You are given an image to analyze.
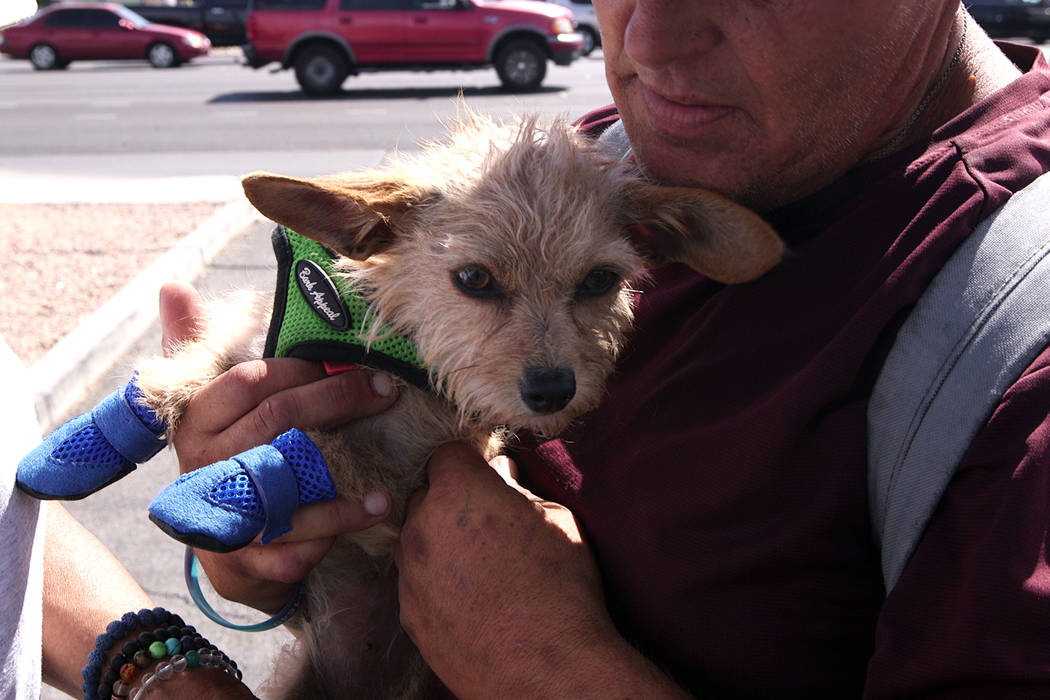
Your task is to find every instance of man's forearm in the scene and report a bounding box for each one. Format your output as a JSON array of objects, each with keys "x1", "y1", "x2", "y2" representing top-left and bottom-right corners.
[{"x1": 41, "y1": 502, "x2": 154, "y2": 695}]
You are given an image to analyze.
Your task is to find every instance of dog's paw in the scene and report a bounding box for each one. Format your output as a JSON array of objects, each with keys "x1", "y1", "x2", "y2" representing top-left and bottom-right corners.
[
  {"x1": 16, "y1": 379, "x2": 167, "y2": 500},
  {"x1": 148, "y1": 428, "x2": 337, "y2": 552}
]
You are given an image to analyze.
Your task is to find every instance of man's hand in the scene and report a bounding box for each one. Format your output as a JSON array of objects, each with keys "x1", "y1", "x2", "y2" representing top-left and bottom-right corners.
[
  {"x1": 159, "y1": 282, "x2": 397, "y2": 614},
  {"x1": 394, "y1": 443, "x2": 689, "y2": 699}
]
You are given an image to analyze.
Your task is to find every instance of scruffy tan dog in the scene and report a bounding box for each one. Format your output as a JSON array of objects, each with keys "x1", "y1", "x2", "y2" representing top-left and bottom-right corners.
[{"x1": 132, "y1": 112, "x2": 783, "y2": 698}]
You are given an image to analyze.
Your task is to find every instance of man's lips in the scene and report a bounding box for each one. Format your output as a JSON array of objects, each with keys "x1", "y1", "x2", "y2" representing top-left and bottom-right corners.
[{"x1": 637, "y1": 82, "x2": 737, "y2": 136}]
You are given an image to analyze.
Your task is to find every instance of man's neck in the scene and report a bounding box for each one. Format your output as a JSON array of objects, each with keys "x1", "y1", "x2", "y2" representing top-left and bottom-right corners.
[{"x1": 867, "y1": 10, "x2": 1022, "y2": 161}]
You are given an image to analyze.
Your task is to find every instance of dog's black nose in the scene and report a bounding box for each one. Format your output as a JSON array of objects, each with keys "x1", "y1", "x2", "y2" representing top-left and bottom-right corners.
[{"x1": 520, "y1": 367, "x2": 576, "y2": 414}]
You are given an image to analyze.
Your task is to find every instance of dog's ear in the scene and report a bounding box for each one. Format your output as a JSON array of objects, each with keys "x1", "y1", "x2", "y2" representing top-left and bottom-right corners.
[
  {"x1": 242, "y1": 172, "x2": 421, "y2": 260},
  {"x1": 623, "y1": 183, "x2": 784, "y2": 284}
]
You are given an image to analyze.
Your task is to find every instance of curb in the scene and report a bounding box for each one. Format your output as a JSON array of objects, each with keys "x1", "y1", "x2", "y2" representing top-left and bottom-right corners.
[{"x1": 28, "y1": 198, "x2": 264, "y2": 432}]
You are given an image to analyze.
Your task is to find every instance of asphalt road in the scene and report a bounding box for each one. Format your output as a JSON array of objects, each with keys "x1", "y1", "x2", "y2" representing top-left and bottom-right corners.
[{"x1": 0, "y1": 48, "x2": 614, "y2": 191}]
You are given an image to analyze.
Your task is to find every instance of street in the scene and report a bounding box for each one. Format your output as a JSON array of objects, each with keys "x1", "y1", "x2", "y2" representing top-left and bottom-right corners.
[{"x1": 0, "y1": 49, "x2": 614, "y2": 186}]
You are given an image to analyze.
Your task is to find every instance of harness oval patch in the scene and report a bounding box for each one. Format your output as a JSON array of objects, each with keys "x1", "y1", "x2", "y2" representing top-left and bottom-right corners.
[{"x1": 295, "y1": 259, "x2": 351, "y2": 332}]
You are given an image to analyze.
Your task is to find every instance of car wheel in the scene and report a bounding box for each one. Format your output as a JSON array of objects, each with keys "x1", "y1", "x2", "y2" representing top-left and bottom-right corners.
[
  {"x1": 148, "y1": 42, "x2": 179, "y2": 68},
  {"x1": 495, "y1": 40, "x2": 547, "y2": 92},
  {"x1": 294, "y1": 45, "x2": 349, "y2": 96},
  {"x1": 29, "y1": 44, "x2": 59, "y2": 70},
  {"x1": 580, "y1": 26, "x2": 598, "y2": 56}
]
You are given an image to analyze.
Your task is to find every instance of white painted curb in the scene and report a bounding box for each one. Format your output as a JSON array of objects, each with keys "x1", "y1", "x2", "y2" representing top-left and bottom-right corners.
[{"x1": 28, "y1": 198, "x2": 263, "y2": 432}]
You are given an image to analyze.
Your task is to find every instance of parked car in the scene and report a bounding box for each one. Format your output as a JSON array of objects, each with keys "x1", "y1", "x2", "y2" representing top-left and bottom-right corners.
[
  {"x1": 546, "y1": 0, "x2": 598, "y2": 55},
  {"x1": 242, "y1": 0, "x2": 583, "y2": 96},
  {"x1": 0, "y1": 2, "x2": 210, "y2": 69},
  {"x1": 120, "y1": 0, "x2": 249, "y2": 47},
  {"x1": 966, "y1": 0, "x2": 1050, "y2": 43}
]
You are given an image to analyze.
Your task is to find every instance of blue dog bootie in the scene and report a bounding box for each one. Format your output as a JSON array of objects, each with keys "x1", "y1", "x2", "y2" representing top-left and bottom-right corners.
[
  {"x1": 16, "y1": 377, "x2": 167, "y2": 500},
  {"x1": 148, "y1": 428, "x2": 338, "y2": 552}
]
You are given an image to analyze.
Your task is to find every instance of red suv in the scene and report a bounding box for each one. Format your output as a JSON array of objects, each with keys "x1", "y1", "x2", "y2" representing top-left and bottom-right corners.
[{"x1": 242, "y1": 0, "x2": 583, "y2": 95}]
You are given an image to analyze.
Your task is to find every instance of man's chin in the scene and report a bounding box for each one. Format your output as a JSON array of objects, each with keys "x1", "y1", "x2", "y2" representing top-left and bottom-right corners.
[{"x1": 632, "y1": 138, "x2": 739, "y2": 192}]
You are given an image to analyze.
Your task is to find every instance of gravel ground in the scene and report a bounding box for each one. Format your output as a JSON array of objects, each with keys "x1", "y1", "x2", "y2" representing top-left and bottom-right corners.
[{"x1": 0, "y1": 202, "x2": 223, "y2": 366}]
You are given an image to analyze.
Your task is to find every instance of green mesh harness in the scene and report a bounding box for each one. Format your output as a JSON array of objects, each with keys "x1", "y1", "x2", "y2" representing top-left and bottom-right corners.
[{"x1": 263, "y1": 226, "x2": 431, "y2": 391}]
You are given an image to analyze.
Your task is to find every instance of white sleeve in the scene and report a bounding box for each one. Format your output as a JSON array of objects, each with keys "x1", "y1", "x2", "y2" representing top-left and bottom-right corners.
[{"x1": 0, "y1": 338, "x2": 44, "y2": 700}]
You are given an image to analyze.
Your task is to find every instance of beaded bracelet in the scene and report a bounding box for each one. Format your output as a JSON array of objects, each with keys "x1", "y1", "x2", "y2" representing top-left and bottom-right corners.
[
  {"x1": 125, "y1": 641, "x2": 240, "y2": 699},
  {"x1": 81, "y1": 607, "x2": 241, "y2": 700}
]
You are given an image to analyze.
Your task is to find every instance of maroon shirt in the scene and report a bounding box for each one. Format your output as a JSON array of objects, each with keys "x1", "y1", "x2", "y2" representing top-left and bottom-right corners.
[{"x1": 515, "y1": 44, "x2": 1050, "y2": 697}]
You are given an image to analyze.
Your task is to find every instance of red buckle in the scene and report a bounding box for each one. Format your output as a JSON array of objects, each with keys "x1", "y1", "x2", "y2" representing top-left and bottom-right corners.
[{"x1": 323, "y1": 361, "x2": 364, "y2": 376}]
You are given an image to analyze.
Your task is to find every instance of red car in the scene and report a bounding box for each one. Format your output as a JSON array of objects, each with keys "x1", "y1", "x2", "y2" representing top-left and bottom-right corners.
[
  {"x1": 0, "y1": 2, "x2": 210, "y2": 70},
  {"x1": 242, "y1": 0, "x2": 583, "y2": 95}
]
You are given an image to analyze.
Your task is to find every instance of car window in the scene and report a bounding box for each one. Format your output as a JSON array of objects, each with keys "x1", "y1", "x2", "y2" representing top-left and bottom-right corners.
[
  {"x1": 42, "y1": 8, "x2": 124, "y2": 28},
  {"x1": 81, "y1": 9, "x2": 123, "y2": 28},
  {"x1": 43, "y1": 9, "x2": 89, "y2": 27},
  {"x1": 113, "y1": 5, "x2": 150, "y2": 26}
]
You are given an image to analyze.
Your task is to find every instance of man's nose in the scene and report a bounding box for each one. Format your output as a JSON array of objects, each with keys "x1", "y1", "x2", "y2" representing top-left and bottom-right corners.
[{"x1": 622, "y1": 1, "x2": 722, "y2": 69}]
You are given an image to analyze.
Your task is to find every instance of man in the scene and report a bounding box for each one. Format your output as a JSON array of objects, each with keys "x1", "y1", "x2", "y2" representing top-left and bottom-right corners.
[{"x1": 163, "y1": 1, "x2": 1050, "y2": 695}]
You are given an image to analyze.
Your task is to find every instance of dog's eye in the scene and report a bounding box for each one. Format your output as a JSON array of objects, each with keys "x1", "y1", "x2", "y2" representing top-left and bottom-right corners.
[
  {"x1": 577, "y1": 268, "x2": 620, "y2": 297},
  {"x1": 452, "y1": 265, "x2": 500, "y2": 298}
]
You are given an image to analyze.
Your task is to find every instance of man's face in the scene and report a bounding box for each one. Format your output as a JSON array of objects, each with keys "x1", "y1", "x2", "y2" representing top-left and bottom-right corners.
[{"x1": 596, "y1": 0, "x2": 952, "y2": 211}]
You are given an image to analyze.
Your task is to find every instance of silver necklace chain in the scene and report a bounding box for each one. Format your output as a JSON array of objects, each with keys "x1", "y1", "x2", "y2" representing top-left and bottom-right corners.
[{"x1": 867, "y1": 21, "x2": 968, "y2": 161}]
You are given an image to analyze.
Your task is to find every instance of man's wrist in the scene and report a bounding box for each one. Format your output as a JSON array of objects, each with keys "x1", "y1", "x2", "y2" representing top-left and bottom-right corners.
[
  {"x1": 80, "y1": 607, "x2": 250, "y2": 700},
  {"x1": 461, "y1": 621, "x2": 690, "y2": 700},
  {"x1": 555, "y1": 630, "x2": 692, "y2": 699}
]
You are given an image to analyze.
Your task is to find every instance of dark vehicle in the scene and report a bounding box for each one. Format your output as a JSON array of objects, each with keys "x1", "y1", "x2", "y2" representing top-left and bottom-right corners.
[
  {"x1": 121, "y1": 0, "x2": 249, "y2": 47},
  {"x1": 966, "y1": 0, "x2": 1050, "y2": 43},
  {"x1": 242, "y1": 0, "x2": 583, "y2": 96},
  {"x1": 0, "y1": 2, "x2": 210, "y2": 69}
]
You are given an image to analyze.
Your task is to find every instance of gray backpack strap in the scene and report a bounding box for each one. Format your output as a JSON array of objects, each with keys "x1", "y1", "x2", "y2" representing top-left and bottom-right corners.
[{"x1": 868, "y1": 170, "x2": 1050, "y2": 594}]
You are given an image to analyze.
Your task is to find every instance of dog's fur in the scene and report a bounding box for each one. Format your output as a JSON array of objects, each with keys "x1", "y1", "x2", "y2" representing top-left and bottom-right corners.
[{"x1": 132, "y1": 112, "x2": 783, "y2": 698}]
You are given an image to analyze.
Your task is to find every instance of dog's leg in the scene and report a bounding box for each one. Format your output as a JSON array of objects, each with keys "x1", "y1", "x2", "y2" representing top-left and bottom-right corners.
[
  {"x1": 263, "y1": 544, "x2": 431, "y2": 700},
  {"x1": 148, "y1": 427, "x2": 340, "y2": 553},
  {"x1": 134, "y1": 289, "x2": 272, "y2": 433},
  {"x1": 16, "y1": 291, "x2": 271, "y2": 500}
]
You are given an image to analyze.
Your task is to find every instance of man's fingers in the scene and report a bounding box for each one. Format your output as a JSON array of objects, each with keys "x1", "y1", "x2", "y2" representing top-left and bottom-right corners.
[
  {"x1": 195, "y1": 493, "x2": 392, "y2": 607},
  {"x1": 180, "y1": 362, "x2": 398, "y2": 463},
  {"x1": 428, "y1": 444, "x2": 537, "y2": 500},
  {"x1": 187, "y1": 359, "x2": 327, "y2": 430},
  {"x1": 239, "y1": 538, "x2": 337, "y2": 586},
  {"x1": 489, "y1": 454, "x2": 520, "y2": 486},
  {"x1": 227, "y1": 365, "x2": 397, "y2": 438},
  {"x1": 426, "y1": 441, "x2": 493, "y2": 480},
  {"x1": 160, "y1": 281, "x2": 205, "y2": 355},
  {"x1": 262, "y1": 493, "x2": 393, "y2": 546}
]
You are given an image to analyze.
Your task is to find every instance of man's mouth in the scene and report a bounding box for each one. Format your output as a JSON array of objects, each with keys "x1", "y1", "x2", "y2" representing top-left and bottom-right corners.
[{"x1": 637, "y1": 82, "x2": 737, "y2": 136}]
